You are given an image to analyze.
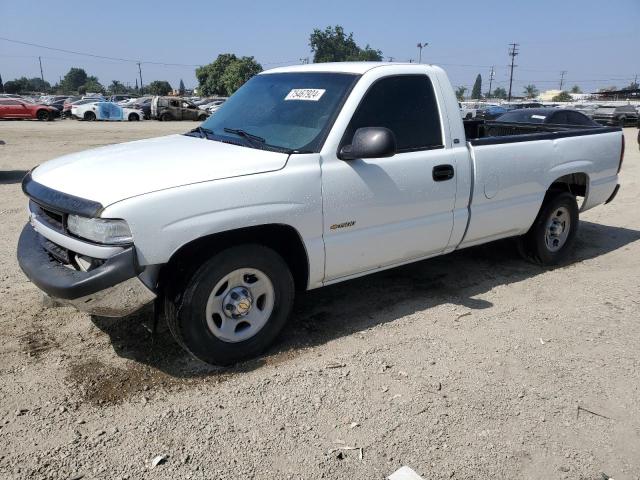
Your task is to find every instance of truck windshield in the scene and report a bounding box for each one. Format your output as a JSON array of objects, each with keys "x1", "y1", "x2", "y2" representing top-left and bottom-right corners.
[{"x1": 199, "y1": 72, "x2": 359, "y2": 152}]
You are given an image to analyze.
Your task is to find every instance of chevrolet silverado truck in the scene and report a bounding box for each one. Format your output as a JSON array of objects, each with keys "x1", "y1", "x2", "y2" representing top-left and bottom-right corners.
[{"x1": 18, "y1": 63, "x2": 624, "y2": 365}]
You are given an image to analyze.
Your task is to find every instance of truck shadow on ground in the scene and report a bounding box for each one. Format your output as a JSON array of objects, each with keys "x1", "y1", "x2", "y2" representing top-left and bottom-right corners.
[
  {"x1": 90, "y1": 220, "x2": 640, "y2": 380},
  {"x1": 0, "y1": 170, "x2": 28, "y2": 184}
]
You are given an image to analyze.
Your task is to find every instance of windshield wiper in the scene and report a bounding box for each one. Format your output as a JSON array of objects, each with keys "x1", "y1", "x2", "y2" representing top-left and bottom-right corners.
[
  {"x1": 223, "y1": 127, "x2": 266, "y2": 147},
  {"x1": 187, "y1": 126, "x2": 215, "y2": 139}
]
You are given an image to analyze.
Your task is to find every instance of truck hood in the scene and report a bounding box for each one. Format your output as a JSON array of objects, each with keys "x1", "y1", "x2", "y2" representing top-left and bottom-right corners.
[{"x1": 31, "y1": 134, "x2": 289, "y2": 207}]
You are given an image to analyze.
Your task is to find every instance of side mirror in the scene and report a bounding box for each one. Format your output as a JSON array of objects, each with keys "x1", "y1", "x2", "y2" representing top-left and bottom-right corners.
[{"x1": 339, "y1": 127, "x2": 396, "y2": 160}]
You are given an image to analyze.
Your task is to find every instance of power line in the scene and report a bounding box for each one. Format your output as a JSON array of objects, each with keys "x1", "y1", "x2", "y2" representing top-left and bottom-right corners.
[{"x1": 507, "y1": 42, "x2": 519, "y2": 101}]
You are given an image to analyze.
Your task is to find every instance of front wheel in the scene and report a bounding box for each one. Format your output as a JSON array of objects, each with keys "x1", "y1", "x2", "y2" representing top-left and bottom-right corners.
[
  {"x1": 36, "y1": 109, "x2": 50, "y2": 121},
  {"x1": 166, "y1": 245, "x2": 295, "y2": 366},
  {"x1": 84, "y1": 111, "x2": 96, "y2": 121},
  {"x1": 517, "y1": 191, "x2": 579, "y2": 265},
  {"x1": 128, "y1": 113, "x2": 140, "y2": 121}
]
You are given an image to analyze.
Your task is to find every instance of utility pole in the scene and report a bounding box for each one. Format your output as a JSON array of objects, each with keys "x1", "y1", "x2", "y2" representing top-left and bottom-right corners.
[
  {"x1": 488, "y1": 66, "x2": 495, "y2": 97},
  {"x1": 38, "y1": 56, "x2": 44, "y2": 84},
  {"x1": 137, "y1": 62, "x2": 143, "y2": 95},
  {"x1": 559, "y1": 70, "x2": 567, "y2": 90},
  {"x1": 417, "y1": 42, "x2": 428, "y2": 63},
  {"x1": 507, "y1": 42, "x2": 519, "y2": 101}
]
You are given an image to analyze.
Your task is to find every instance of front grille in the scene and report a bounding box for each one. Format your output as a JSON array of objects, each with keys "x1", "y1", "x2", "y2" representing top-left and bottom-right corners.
[{"x1": 30, "y1": 200, "x2": 65, "y2": 233}]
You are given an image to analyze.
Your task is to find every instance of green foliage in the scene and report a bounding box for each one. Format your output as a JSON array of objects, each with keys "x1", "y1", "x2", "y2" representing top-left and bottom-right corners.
[
  {"x1": 455, "y1": 86, "x2": 467, "y2": 101},
  {"x1": 309, "y1": 25, "x2": 382, "y2": 63},
  {"x1": 82, "y1": 77, "x2": 104, "y2": 94},
  {"x1": 570, "y1": 85, "x2": 582, "y2": 94},
  {"x1": 179, "y1": 79, "x2": 185, "y2": 95},
  {"x1": 2, "y1": 76, "x2": 51, "y2": 93},
  {"x1": 196, "y1": 54, "x2": 262, "y2": 96},
  {"x1": 147, "y1": 80, "x2": 173, "y2": 96},
  {"x1": 108, "y1": 80, "x2": 127, "y2": 94},
  {"x1": 552, "y1": 91, "x2": 572, "y2": 102},
  {"x1": 492, "y1": 87, "x2": 507, "y2": 99},
  {"x1": 471, "y1": 74, "x2": 482, "y2": 99},
  {"x1": 624, "y1": 81, "x2": 639, "y2": 90},
  {"x1": 61, "y1": 68, "x2": 88, "y2": 92},
  {"x1": 523, "y1": 84, "x2": 539, "y2": 98}
]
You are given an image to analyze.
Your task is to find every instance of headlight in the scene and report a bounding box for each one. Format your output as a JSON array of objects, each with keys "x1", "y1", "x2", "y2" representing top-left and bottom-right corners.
[{"x1": 67, "y1": 215, "x2": 133, "y2": 245}]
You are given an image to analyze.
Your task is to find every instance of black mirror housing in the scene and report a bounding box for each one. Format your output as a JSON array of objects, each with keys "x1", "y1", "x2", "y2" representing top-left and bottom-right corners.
[{"x1": 340, "y1": 127, "x2": 397, "y2": 160}]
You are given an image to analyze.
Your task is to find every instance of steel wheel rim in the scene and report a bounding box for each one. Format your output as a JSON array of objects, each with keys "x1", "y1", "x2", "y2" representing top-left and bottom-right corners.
[
  {"x1": 205, "y1": 268, "x2": 275, "y2": 343},
  {"x1": 544, "y1": 206, "x2": 571, "y2": 252}
]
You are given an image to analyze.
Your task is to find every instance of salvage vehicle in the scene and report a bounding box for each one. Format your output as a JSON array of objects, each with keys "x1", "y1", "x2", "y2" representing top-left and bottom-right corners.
[
  {"x1": 72, "y1": 101, "x2": 144, "y2": 121},
  {"x1": 150, "y1": 96, "x2": 209, "y2": 121},
  {"x1": 592, "y1": 104, "x2": 639, "y2": 126},
  {"x1": 0, "y1": 98, "x2": 56, "y2": 120},
  {"x1": 485, "y1": 108, "x2": 599, "y2": 135},
  {"x1": 17, "y1": 63, "x2": 624, "y2": 365}
]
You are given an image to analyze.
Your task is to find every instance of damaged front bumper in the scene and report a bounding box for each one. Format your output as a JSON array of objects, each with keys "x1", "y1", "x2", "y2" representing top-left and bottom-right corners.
[{"x1": 17, "y1": 224, "x2": 156, "y2": 317}]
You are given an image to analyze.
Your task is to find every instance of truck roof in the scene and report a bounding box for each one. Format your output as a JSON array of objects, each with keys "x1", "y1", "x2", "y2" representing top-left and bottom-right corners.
[{"x1": 263, "y1": 62, "x2": 439, "y2": 75}]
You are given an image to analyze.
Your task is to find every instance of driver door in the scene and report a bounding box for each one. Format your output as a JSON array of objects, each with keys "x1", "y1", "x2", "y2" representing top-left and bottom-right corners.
[{"x1": 321, "y1": 75, "x2": 457, "y2": 282}]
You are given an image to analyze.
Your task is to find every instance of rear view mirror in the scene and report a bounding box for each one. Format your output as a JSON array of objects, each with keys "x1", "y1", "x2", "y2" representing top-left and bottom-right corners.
[{"x1": 339, "y1": 127, "x2": 397, "y2": 160}]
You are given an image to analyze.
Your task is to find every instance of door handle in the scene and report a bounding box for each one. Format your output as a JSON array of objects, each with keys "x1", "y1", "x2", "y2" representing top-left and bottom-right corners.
[{"x1": 433, "y1": 164, "x2": 455, "y2": 181}]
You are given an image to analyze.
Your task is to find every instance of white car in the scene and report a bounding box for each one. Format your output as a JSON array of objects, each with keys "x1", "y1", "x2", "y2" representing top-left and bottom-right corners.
[
  {"x1": 18, "y1": 62, "x2": 622, "y2": 366},
  {"x1": 72, "y1": 101, "x2": 144, "y2": 121}
]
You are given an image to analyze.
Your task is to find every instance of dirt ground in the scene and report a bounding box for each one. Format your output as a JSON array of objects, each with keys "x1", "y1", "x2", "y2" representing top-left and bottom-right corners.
[{"x1": 1, "y1": 120, "x2": 639, "y2": 480}]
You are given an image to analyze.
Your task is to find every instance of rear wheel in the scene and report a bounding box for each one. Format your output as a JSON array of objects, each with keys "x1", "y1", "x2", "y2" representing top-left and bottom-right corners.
[
  {"x1": 160, "y1": 112, "x2": 172, "y2": 122},
  {"x1": 84, "y1": 111, "x2": 96, "y2": 121},
  {"x1": 165, "y1": 245, "x2": 295, "y2": 366},
  {"x1": 36, "y1": 109, "x2": 50, "y2": 121},
  {"x1": 197, "y1": 114, "x2": 207, "y2": 121},
  {"x1": 517, "y1": 191, "x2": 579, "y2": 265}
]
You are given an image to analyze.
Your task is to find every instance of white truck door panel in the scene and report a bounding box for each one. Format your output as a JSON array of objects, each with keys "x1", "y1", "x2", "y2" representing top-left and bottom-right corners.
[
  {"x1": 322, "y1": 149, "x2": 457, "y2": 280},
  {"x1": 321, "y1": 73, "x2": 457, "y2": 281}
]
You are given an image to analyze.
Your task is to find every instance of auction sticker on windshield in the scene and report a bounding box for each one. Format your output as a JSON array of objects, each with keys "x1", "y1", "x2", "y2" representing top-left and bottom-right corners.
[{"x1": 285, "y1": 89, "x2": 326, "y2": 101}]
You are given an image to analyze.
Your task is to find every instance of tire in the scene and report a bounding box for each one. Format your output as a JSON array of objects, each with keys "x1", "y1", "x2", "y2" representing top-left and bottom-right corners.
[
  {"x1": 197, "y1": 114, "x2": 207, "y2": 122},
  {"x1": 36, "y1": 109, "x2": 50, "y2": 121},
  {"x1": 618, "y1": 117, "x2": 626, "y2": 127},
  {"x1": 84, "y1": 111, "x2": 96, "y2": 121},
  {"x1": 166, "y1": 245, "x2": 295, "y2": 366},
  {"x1": 517, "y1": 191, "x2": 579, "y2": 265},
  {"x1": 160, "y1": 112, "x2": 172, "y2": 122},
  {"x1": 128, "y1": 113, "x2": 140, "y2": 121}
]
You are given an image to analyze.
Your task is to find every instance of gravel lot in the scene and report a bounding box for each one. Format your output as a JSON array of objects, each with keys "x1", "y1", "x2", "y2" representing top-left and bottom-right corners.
[{"x1": 1, "y1": 120, "x2": 639, "y2": 480}]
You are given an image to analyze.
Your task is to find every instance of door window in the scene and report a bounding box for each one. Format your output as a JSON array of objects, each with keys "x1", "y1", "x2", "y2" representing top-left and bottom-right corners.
[
  {"x1": 342, "y1": 75, "x2": 443, "y2": 152},
  {"x1": 566, "y1": 111, "x2": 594, "y2": 126}
]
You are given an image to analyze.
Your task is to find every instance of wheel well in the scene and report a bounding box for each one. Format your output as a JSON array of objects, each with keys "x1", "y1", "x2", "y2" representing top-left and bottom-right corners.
[
  {"x1": 548, "y1": 172, "x2": 588, "y2": 198},
  {"x1": 160, "y1": 224, "x2": 310, "y2": 295}
]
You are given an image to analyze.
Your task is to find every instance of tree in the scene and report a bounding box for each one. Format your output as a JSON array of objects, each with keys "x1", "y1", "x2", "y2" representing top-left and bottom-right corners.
[
  {"x1": 598, "y1": 86, "x2": 617, "y2": 92},
  {"x1": 179, "y1": 79, "x2": 185, "y2": 95},
  {"x1": 0, "y1": 73, "x2": 3, "y2": 93},
  {"x1": 196, "y1": 54, "x2": 262, "y2": 96},
  {"x1": 61, "y1": 68, "x2": 88, "y2": 92},
  {"x1": 570, "y1": 85, "x2": 582, "y2": 94},
  {"x1": 492, "y1": 87, "x2": 507, "y2": 99},
  {"x1": 455, "y1": 86, "x2": 467, "y2": 101},
  {"x1": 471, "y1": 74, "x2": 482, "y2": 99},
  {"x1": 309, "y1": 25, "x2": 382, "y2": 63},
  {"x1": 82, "y1": 77, "x2": 104, "y2": 94},
  {"x1": 2, "y1": 76, "x2": 51, "y2": 93},
  {"x1": 220, "y1": 57, "x2": 263, "y2": 95},
  {"x1": 108, "y1": 80, "x2": 126, "y2": 94},
  {"x1": 552, "y1": 91, "x2": 572, "y2": 102},
  {"x1": 523, "y1": 84, "x2": 539, "y2": 98},
  {"x1": 147, "y1": 80, "x2": 173, "y2": 95},
  {"x1": 624, "y1": 80, "x2": 639, "y2": 90}
]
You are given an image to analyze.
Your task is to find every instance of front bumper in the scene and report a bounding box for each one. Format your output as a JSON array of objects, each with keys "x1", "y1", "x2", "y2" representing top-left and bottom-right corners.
[{"x1": 17, "y1": 224, "x2": 156, "y2": 317}]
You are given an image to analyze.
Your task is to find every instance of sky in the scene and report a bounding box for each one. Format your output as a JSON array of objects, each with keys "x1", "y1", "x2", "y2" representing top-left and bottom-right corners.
[{"x1": 1, "y1": 0, "x2": 639, "y2": 95}]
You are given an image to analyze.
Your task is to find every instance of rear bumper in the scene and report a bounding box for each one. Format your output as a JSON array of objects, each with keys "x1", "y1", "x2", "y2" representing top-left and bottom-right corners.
[{"x1": 17, "y1": 224, "x2": 156, "y2": 317}]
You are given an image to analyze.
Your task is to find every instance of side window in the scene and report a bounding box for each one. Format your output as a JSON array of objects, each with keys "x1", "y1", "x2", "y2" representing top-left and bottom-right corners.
[
  {"x1": 549, "y1": 111, "x2": 568, "y2": 124},
  {"x1": 170, "y1": 100, "x2": 179, "y2": 108},
  {"x1": 343, "y1": 75, "x2": 443, "y2": 152},
  {"x1": 567, "y1": 111, "x2": 593, "y2": 126}
]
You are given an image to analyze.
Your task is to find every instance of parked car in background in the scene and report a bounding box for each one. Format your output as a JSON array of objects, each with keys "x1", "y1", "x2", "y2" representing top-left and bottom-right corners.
[
  {"x1": 107, "y1": 94, "x2": 138, "y2": 103},
  {"x1": 459, "y1": 102, "x2": 476, "y2": 119},
  {"x1": 63, "y1": 98, "x2": 99, "y2": 118},
  {"x1": 126, "y1": 97, "x2": 152, "y2": 119},
  {"x1": 206, "y1": 99, "x2": 226, "y2": 114},
  {"x1": 150, "y1": 96, "x2": 209, "y2": 121},
  {"x1": 592, "y1": 105, "x2": 639, "y2": 126},
  {"x1": 72, "y1": 101, "x2": 144, "y2": 121},
  {"x1": 0, "y1": 98, "x2": 56, "y2": 120},
  {"x1": 475, "y1": 104, "x2": 511, "y2": 120},
  {"x1": 505, "y1": 102, "x2": 543, "y2": 109},
  {"x1": 571, "y1": 103, "x2": 599, "y2": 118},
  {"x1": 493, "y1": 108, "x2": 599, "y2": 128}
]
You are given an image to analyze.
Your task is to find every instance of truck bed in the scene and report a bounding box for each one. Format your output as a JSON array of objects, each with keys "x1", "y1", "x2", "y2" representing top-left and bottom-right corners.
[{"x1": 463, "y1": 118, "x2": 616, "y2": 141}]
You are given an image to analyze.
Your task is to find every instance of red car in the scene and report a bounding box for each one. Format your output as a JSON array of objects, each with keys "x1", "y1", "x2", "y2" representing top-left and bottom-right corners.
[{"x1": 0, "y1": 98, "x2": 56, "y2": 120}]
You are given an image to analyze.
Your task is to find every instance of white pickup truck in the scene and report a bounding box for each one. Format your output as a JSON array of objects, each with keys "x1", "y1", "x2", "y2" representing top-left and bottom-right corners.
[{"x1": 18, "y1": 62, "x2": 624, "y2": 365}]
